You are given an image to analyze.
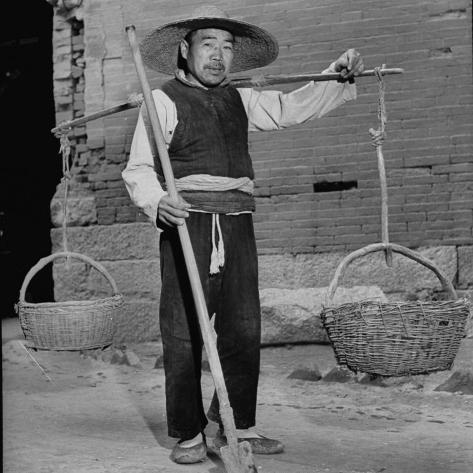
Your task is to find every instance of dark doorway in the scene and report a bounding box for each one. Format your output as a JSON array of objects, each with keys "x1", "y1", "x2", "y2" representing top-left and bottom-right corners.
[{"x1": 0, "y1": 2, "x2": 61, "y2": 317}]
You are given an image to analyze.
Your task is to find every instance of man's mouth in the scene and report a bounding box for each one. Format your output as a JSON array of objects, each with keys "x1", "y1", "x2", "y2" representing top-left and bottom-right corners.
[{"x1": 205, "y1": 65, "x2": 224, "y2": 72}]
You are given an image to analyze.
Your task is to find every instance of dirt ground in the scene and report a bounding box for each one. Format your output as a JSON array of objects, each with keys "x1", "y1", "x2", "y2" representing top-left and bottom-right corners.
[{"x1": 3, "y1": 317, "x2": 473, "y2": 473}]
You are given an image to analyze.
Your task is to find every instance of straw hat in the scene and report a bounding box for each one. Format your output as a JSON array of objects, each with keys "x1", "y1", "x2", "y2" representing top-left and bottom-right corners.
[{"x1": 139, "y1": 5, "x2": 279, "y2": 74}]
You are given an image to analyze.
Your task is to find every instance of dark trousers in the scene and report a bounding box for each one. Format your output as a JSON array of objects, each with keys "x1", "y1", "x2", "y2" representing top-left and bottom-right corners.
[{"x1": 159, "y1": 212, "x2": 261, "y2": 440}]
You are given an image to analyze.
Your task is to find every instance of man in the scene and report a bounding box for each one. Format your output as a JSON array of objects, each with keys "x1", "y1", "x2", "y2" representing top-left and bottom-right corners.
[{"x1": 123, "y1": 5, "x2": 363, "y2": 465}]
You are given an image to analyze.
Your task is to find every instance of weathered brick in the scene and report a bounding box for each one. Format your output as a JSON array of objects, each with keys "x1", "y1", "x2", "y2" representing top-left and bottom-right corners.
[
  {"x1": 97, "y1": 208, "x2": 116, "y2": 225},
  {"x1": 50, "y1": 0, "x2": 471, "y2": 254}
]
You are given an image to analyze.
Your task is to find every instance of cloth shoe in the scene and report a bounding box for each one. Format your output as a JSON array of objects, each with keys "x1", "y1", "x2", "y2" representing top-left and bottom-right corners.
[
  {"x1": 170, "y1": 436, "x2": 207, "y2": 464},
  {"x1": 213, "y1": 428, "x2": 284, "y2": 455}
]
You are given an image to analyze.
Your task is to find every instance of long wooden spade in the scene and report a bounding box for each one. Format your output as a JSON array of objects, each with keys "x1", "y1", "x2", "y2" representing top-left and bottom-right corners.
[{"x1": 126, "y1": 25, "x2": 257, "y2": 473}]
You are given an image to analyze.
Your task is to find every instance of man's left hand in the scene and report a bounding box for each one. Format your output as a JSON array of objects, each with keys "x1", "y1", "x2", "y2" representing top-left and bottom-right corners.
[{"x1": 333, "y1": 49, "x2": 364, "y2": 83}]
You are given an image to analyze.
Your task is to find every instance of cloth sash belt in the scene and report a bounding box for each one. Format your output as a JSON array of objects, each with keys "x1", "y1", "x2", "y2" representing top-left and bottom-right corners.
[
  {"x1": 175, "y1": 174, "x2": 254, "y2": 194},
  {"x1": 171, "y1": 174, "x2": 256, "y2": 214},
  {"x1": 179, "y1": 190, "x2": 255, "y2": 214}
]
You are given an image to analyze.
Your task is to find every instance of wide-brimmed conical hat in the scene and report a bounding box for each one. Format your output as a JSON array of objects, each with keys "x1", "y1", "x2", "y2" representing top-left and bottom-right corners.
[{"x1": 139, "y1": 5, "x2": 279, "y2": 74}]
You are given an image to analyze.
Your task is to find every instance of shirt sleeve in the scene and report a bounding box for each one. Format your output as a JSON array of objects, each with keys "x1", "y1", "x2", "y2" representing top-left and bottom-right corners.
[
  {"x1": 238, "y1": 62, "x2": 357, "y2": 132},
  {"x1": 122, "y1": 89, "x2": 177, "y2": 226}
]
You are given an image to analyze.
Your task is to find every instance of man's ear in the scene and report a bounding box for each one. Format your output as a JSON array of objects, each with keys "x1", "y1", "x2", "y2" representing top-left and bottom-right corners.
[{"x1": 180, "y1": 39, "x2": 189, "y2": 60}]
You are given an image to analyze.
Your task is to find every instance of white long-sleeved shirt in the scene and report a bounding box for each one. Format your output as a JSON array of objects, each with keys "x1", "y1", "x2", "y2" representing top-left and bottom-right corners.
[{"x1": 122, "y1": 65, "x2": 356, "y2": 224}]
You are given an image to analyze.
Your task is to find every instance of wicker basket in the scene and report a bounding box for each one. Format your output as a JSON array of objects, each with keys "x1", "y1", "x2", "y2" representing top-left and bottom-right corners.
[
  {"x1": 321, "y1": 243, "x2": 470, "y2": 376},
  {"x1": 16, "y1": 252, "x2": 124, "y2": 351}
]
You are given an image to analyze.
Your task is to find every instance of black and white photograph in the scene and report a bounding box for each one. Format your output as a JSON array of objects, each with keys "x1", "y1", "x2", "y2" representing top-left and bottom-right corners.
[{"x1": 2, "y1": 1, "x2": 472, "y2": 472}]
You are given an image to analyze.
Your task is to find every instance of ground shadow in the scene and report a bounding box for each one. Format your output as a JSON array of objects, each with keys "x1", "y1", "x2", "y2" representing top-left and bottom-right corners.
[{"x1": 127, "y1": 383, "x2": 226, "y2": 472}]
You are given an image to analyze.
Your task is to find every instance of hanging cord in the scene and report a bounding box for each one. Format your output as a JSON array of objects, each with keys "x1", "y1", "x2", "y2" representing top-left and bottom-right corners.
[
  {"x1": 369, "y1": 65, "x2": 392, "y2": 267},
  {"x1": 369, "y1": 66, "x2": 387, "y2": 147},
  {"x1": 210, "y1": 214, "x2": 225, "y2": 275},
  {"x1": 56, "y1": 129, "x2": 73, "y2": 267}
]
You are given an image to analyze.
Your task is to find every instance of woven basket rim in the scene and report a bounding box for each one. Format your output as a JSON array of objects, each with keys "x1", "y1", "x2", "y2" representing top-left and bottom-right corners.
[
  {"x1": 322, "y1": 297, "x2": 469, "y2": 311},
  {"x1": 17, "y1": 293, "x2": 124, "y2": 309}
]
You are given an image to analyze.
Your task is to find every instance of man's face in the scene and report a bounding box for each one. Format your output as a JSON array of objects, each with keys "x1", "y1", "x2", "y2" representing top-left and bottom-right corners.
[{"x1": 180, "y1": 28, "x2": 234, "y2": 87}]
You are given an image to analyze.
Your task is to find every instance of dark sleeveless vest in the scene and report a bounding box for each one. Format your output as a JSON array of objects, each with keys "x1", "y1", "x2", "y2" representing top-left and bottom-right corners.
[{"x1": 159, "y1": 78, "x2": 255, "y2": 213}]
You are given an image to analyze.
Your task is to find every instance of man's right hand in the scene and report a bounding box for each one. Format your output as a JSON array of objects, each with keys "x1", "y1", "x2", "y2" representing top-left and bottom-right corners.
[{"x1": 158, "y1": 194, "x2": 191, "y2": 227}]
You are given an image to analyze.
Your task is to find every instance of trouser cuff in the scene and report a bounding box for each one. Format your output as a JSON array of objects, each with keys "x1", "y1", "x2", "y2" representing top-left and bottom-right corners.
[{"x1": 168, "y1": 422, "x2": 207, "y2": 441}]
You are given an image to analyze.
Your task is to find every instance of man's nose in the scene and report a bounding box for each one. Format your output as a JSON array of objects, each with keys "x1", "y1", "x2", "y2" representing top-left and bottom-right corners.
[{"x1": 211, "y1": 45, "x2": 223, "y2": 60}]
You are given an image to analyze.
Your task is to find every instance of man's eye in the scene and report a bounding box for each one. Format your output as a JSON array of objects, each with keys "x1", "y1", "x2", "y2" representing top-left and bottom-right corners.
[{"x1": 224, "y1": 45, "x2": 233, "y2": 50}]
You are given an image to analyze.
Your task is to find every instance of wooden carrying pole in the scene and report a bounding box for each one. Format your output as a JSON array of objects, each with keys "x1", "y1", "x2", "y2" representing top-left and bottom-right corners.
[
  {"x1": 125, "y1": 25, "x2": 257, "y2": 473},
  {"x1": 234, "y1": 67, "x2": 404, "y2": 87},
  {"x1": 51, "y1": 68, "x2": 404, "y2": 134}
]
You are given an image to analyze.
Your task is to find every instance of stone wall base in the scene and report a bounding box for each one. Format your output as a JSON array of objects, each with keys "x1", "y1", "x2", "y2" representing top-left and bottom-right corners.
[{"x1": 51, "y1": 223, "x2": 472, "y2": 344}]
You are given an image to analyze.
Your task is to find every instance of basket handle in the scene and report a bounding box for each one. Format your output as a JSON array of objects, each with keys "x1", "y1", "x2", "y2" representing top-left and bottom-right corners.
[
  {"x1": 19, "y1": 251, "x2": 120, "y2": 303},
  {"x1": 324, "y1": 243, "x2": 457, "y2": 306}
]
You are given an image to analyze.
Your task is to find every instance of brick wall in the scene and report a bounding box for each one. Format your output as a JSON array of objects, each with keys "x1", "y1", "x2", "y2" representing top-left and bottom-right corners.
[
  {"x1": 53, "y1": 0, "x2": 472, "y2": 253},
  {"x1": 53, "y1": 15, "x2": 88, "y2": 176}
]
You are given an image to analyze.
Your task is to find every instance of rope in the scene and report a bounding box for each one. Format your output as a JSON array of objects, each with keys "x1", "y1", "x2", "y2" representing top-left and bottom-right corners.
[
  {"x1": 368, "y1": 65, "x2": 387, "y2": 147},
  {"x1": 369, "y1": 65, "x2": 393, "y2": 266},
  {"x1": 56, "y1": 130, "x2": 72, "y2": 265},
  {"x1": 210, "y1": 214, "x2": 225, "y2": 274}
]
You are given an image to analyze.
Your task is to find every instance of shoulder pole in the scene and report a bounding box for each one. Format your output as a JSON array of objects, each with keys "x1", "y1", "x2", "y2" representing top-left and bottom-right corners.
[{"x1": 51, "y1": 68, "x2": 403, "y2": 134}]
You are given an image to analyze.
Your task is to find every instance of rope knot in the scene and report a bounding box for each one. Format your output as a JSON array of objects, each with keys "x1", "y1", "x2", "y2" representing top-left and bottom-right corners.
[
  {"x1": 374, "y1": 66, "x2": 384, "y2": 82},
  {"x1": 61, "y1": 171, "x2": 72, "y2": 181},
  {"x1": 54, "y1": 122, "x2": 72, "y2": 138},
  {"x1": 249, "y1": 73, "x2": 268, "y2": 88},
  {"x1": 59, "y1": 132, "x2": 72, "y2": 160},
  {"x1": 369, "y1": 127, "x2": 385, "y2": 147},
  {"x1": 127, "y1": 92, "x2": 144, "y2": 107}
]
